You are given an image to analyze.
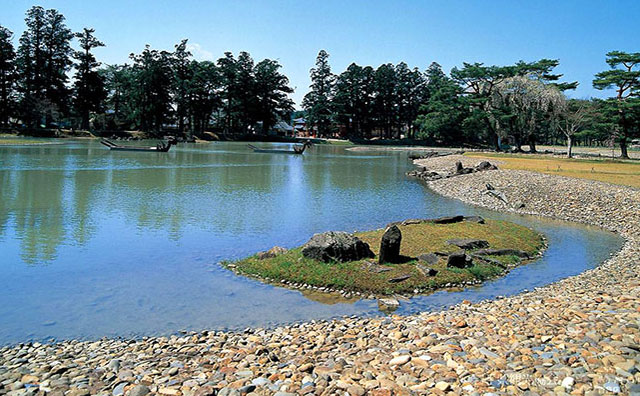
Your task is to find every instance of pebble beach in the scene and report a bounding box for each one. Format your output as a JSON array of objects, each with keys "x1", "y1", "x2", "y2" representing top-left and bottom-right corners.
[{"x1": 1, "y1": 155, "x2": 639, "y2": 396}]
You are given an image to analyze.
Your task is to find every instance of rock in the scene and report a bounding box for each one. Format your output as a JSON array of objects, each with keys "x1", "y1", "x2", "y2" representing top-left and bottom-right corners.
[
  {"x1": 463, "y1": 215, "x2": 485, "y2": 224},
  {"x1": 603, "y1": 381, "x2": 620, "y2": 393},
  {"x1": 447, "y1": 251, "x2": 473, "y2": 268},
  {"x1": 416, "y1": 264, "x2": 438, "y2": 277},
  {"x1": 107, "y1": 359, "x2": 121, "y2": 372},
  {"x1": 193, "y1": 387, "x2": 216, "y2": 396},
  {"x1": 417, "y1": 253, "x2": 439, "y2": 265},
  {"x1": 378, "y1": 225, "x2": 402, "y2": 264},
  {"x1": 431, "y1": 215, "x2": 464, "y2": 224},
  {"x1": 346, "y1": 385, "x2": 365, "y2": 396},
  {"x1": 378, "y1": 298, "x2": 399, "y2": 308},
  {"x1": 301, "y1": 231, "x2": 374, "y2": 263},
  {"x1": 435, "y1": 381, "x2": 451, "y2": 391},
  {"x1": 476, "y1": 161, "x2": 498, "y2": 171},
  {"x1": 367, "y1": 264, "x2": 392, "y2": 273},
  {"x1": 446, "y1": 238, "x2": 489, "y2": 249},
  {"x1": 68, "y1": 390, "x2": 90, "y2": 396},
  {"x1": 389, "y1": 355, "x2": 410, "y2": 366},
  {"x1": 474, "y1": 248, "x2": 529, "y2": 258},
  {"x1": 128, "y1": 385, "x2": 150, "y2": 396},
  {"x1": 158, "y1": 389, "x2": 182, "y2": 396},
  {"x1": 388, "y1": 274, "x2": 411, "y2": 283},
  {"x1": 561, "y1": 377, "x2": 574, "y2": 389},
  {"x1": 113, "y1": 382, "x2": 127, "y2": 396},
  {"x1": 485, "y1": 189, "x2": 508, "y2": 203},
  {"x1": 256, "y1": 246, "x2": 288, "y2": 260}
]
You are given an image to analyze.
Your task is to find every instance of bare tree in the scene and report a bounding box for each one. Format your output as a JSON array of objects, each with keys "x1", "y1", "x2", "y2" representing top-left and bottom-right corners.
[{"x1": 558, "y1": 100, "x2": 588, "y2": 158}]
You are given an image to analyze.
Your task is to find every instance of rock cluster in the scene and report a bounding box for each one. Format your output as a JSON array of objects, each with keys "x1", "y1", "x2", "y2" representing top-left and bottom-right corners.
[
  {"x1": 407, "y1": 159, "x2": 499, "y2": 182},
  {"x1": 1, "y1": 156, "x2": 639, "y2": 396}
]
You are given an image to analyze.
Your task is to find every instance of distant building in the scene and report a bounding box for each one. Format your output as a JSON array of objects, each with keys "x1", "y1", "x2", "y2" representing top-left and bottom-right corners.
[
  {"x1": 272, "y1": 121, "x2": 294, "y2": 136},
  {"x1": 293, "y1": 117, "x2": 312, "y2": 137}
]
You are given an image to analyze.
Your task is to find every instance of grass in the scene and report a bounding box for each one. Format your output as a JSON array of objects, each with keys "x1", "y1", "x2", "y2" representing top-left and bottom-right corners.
[
  {"x1": 0, "y1": 137, "x2": 59, "y2": 146},
  {"x1": 465, "y1": 152, "x2": 640, "y2": 189},
  {"x1": 225, "y1": 219, "x2": 544, "y2": 295}
]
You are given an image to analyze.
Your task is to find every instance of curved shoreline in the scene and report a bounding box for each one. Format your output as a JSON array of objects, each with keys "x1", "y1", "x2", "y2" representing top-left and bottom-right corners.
[{"x1": 1, "y1": 158, "x2": 639, "y2": 395}]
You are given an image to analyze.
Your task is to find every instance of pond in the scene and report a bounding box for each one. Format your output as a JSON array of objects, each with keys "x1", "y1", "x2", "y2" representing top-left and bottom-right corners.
[{"x1": 0, "y1": 141, "x2": 623, "y2": 345}]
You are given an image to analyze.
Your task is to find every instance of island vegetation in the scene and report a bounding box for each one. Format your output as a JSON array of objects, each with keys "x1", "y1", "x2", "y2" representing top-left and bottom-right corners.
[
  {"x1": 225, "y1": 218, "x2": 544, "y2": 296},
  {"x1": 0, "y1": 6, "x2": 638, "y2": 158}
]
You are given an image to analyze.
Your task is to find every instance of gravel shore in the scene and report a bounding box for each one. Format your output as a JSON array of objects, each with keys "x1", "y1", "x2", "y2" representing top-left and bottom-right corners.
[{"x1": 1, "y1": 157, "x2": 639, "y2": 396}]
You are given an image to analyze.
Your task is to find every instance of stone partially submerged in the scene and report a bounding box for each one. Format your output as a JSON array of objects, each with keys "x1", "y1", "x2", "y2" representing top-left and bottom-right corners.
[{"x1": 302, "y1": 231, "x2": 374, "y2": 263}]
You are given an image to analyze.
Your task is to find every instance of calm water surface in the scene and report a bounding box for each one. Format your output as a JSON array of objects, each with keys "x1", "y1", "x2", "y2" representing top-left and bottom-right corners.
[{"x1": 0, "y1": 141, "x2": 623, "y2": 344}]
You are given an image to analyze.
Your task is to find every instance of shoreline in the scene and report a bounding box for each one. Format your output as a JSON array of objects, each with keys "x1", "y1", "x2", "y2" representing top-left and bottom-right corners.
[{"x1": 1, "y1": 157, "x2": 639, "y2": 395}]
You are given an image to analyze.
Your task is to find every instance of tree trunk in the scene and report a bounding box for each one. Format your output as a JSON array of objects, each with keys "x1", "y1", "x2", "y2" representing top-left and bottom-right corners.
[
  {"x1": 620, "y1": 138, "x2": 629, "y2": 159},
  {"x1": 493, "y1": 132, "x2": 501, "y2": 152},
  {"x1": 528, "y1": 134, "x2": 537, "y2": 153},
  {"x1": 567, "y1": 135, "x2": 573, "y2": 159}
]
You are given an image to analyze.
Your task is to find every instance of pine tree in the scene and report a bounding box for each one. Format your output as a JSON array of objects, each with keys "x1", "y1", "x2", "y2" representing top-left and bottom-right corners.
[
  {"x1": 302, "y1": 50, "x2": 335, "y2": 137},
  {"x1": 0, "y1": 25, "x2": 16, "y2": 126},
  {"x1": 17, "y1": 6, "x2": 73, "y2": 127},
  {"x1": 73, "y1": 28, "x2": 106, "y2": 130},
  {"x1": 593, "y1": 51, "x2": 640, "y2": 159}
]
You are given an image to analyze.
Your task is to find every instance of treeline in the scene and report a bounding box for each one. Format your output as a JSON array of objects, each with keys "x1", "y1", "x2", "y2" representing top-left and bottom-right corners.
[
  {"x1": 1, "y1": 6, "x2": 639, "y2": 157},
  {"x1": 0, "y1": 6, "x2": 294, "y2": 137},
  {"x1": 303, "y1": 51, "x2": 640, "y2": 158}
]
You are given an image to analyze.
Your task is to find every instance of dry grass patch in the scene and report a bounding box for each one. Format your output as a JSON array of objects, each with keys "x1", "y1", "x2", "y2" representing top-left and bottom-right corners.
[{"x1": 466, "y1": 152, "x2": 640, "y2": 189}]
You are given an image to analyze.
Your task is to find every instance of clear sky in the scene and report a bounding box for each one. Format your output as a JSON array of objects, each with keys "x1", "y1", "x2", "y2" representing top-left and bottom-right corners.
[{"x1": 2, "y1": 0, "x2": 639, "y2": 107}]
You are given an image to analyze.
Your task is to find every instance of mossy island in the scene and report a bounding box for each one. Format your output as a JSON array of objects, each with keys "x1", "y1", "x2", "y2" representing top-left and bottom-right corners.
[{"x1": 224, "y1": 215, "x2": 545, "y2": 297}]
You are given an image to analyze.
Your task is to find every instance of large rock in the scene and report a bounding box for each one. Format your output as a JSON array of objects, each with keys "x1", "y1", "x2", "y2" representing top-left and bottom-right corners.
[
  {"x1": 431, "y1": 215, "x2": 464, "y2": 224},
  {"x1": 476, "y1": 161, "x2": 498, "y2": 171},
  {"x1": 447, "y1": 239, "x2": 490, "y2": 250},
  {"x1": 379, "y1": 225, "x2": 402, "y2": 264},
  {"x1": 302, "y1": 231, "x2": 374, "y2": 263},
  {"x1": 447, "y1": 251, "x2": 473, "y2": 268}
]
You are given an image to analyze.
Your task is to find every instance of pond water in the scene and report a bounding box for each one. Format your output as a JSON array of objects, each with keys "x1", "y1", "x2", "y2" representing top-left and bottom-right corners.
[{"x1": 0, "y1": 141, "x2": 623, "y2": 345}]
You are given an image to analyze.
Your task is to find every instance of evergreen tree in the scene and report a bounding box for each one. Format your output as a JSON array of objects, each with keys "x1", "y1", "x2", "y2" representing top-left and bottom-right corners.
[
  {"x1": 415, "y1": 62, "x2": 467, "y2": 144},
  {"x1": 172, "y1": 39, "x2": 192, "y2": 135},
  {"x1": 302, "y1": 50, "x2": 335, "y2": 137},
  {"x1": 253, "y1": 59, "x2": 294, "y2": 133},
  {"x1": 373, "y1": 63, "x2": 398, "y2": 138},
  {"x1": 0, "y1": 25, "x2": 16, "y2": 126},
  {"x1": 185, "y1": 60, "x2": 221, "y2": 134},
  {"x1": 17, "y1": 6, "x2": 73, "y2": 127},
  {"x1": 73, "y1": 28, "x2": 106, "y2": 130},
  {"x1": 593, "y1": 51, "x2": 640, "y2": 159},
  {"x1": 130, "y1": 45, "x2": 173, "y2": 133},
  {"x1": 333, "y1": 63, "x2": 375, "y2": 138},
  {"x1": 102, "y1": 64, "x2": 137, "y2": 130}
]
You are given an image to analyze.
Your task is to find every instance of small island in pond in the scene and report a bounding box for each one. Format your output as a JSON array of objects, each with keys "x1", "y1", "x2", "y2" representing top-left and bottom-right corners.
[{"x1": 224, "y1": 216, "x2": 545, "y2": 297}]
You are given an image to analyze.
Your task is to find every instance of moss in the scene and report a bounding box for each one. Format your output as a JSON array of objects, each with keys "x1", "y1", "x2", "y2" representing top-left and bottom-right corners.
[{"x1": 225, "y1": 219, "x2": 545, "y2": 295}]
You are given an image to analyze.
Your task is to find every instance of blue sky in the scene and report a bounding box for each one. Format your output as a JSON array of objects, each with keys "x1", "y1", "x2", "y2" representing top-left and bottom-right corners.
[{"x1": 2, "y1": 0, "x2": 639, "y2": 107}]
